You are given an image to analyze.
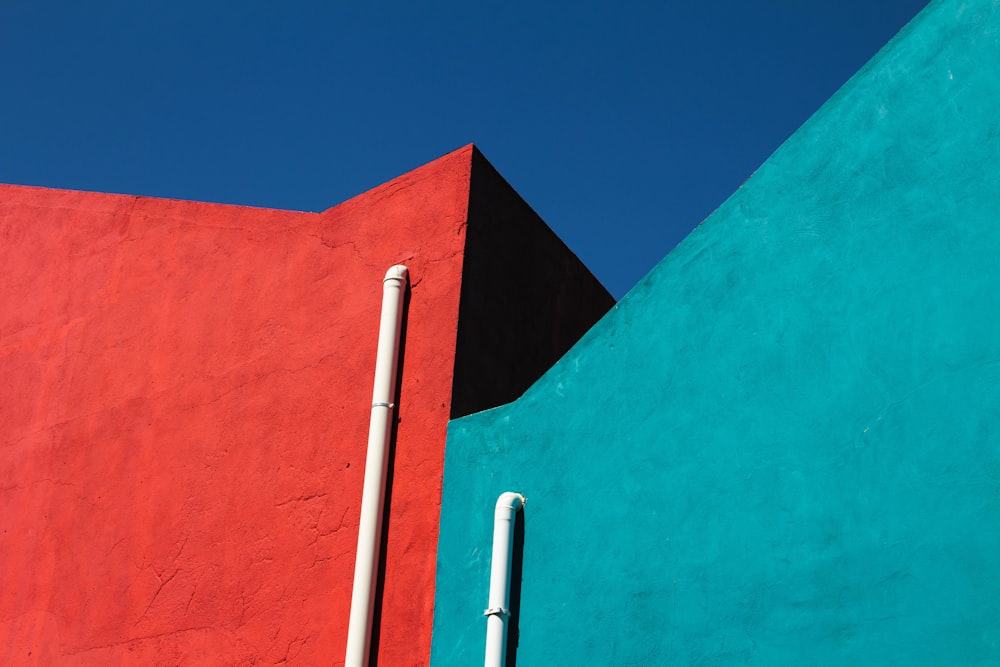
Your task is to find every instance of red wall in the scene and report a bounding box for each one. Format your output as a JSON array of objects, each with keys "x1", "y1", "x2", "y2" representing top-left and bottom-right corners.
[{"x1": 0, "y1": 145, "x2": 612, "y2": 665}]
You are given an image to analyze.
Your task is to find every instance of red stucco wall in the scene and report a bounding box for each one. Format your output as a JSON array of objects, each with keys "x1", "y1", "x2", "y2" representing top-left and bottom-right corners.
[
  {"x1": 0, "y1": 145, "x2": 612, "y2": 665},
  {"x1": 1, "y1": 147, "x2": 474, "y2": 665}
]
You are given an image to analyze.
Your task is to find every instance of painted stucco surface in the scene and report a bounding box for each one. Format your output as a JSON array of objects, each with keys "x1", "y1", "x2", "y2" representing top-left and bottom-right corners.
[
  {"x1": 433, "y1": 1, "x2": 1000, "y2": 664},
  {"x1": 0, "y1": 145, "x2": 610, "y2": 665},
  {"x1": 0, "y1": 151, "x2": 469, "y2": 666}
]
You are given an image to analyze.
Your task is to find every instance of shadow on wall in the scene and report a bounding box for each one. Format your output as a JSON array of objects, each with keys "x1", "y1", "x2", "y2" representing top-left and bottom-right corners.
[
  {"x1": 450, "y1": 148, "x2": 615, "y2": 419},
  {"x1": 505, "y1": 510, "x2": 525, "y2": 667}
]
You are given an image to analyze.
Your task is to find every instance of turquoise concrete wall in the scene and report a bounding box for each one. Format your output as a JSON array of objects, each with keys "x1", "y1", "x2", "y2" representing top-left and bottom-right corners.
[{"x1": 432, "y1": 0, "x2": 1000, "y2": 664}]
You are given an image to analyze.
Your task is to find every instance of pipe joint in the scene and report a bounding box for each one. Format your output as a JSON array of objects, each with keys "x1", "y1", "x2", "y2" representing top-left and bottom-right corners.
[
  {"x1": 495, "y1": 492, "x2": 526, "y2": 513},
  {"x1": 383, "y1": 264, "x2": 409, "y2": 284}
]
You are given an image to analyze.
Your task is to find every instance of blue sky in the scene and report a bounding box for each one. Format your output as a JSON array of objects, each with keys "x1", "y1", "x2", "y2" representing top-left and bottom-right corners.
[{"x1": 1, "y1": 1, "x2": 928, "y2": 297}]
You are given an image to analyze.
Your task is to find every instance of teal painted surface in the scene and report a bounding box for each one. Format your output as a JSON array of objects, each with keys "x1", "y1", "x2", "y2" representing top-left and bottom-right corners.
[{"x1": 432, "y1": 0, "x2": 1000, "y2": 664}]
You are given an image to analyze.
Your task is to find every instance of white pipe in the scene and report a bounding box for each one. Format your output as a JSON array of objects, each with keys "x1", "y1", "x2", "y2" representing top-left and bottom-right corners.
[
  {"x1": 484, "y1": 492, "x2": 525, "y2": 667},
  {"x1": 345, "y1": 265, "x2": 408, "y2": 667}
]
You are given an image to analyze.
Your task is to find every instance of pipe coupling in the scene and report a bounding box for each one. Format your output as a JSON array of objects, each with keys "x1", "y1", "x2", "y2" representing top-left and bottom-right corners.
[{"x1": 483, "y1": 607, "x2": 509, "y2": 618}]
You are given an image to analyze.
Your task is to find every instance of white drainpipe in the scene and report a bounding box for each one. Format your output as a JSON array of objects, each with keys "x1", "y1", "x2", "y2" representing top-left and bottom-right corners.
[
  {"x1": 484, "y1": 492, "x2": 526, "y2": 667},
  {"x1": 345, "y1": 265, "x2": 409, "y2": 667}
]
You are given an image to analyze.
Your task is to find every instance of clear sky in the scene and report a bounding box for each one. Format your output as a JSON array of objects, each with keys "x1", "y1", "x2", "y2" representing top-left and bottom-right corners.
[{"x1": 1, "y1": 0, "x2": 929, "y2": 297}]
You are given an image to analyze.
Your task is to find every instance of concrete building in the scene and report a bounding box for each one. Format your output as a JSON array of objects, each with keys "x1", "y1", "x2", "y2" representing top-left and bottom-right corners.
[
  {"x1": 0, "y1": 146, "x2": 612, "y2": 665},
  {"x1": 5, "y1": 0, "x2": 999, "y2": 664}
]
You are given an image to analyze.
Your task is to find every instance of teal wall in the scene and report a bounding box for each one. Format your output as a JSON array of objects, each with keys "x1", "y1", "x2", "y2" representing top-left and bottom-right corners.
[{"x1": 432, "y1": 0, "x2": 1000, "y2": 664}]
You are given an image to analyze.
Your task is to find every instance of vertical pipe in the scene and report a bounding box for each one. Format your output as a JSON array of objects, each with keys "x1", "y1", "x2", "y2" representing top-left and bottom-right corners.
[
  {"x1": 484, "y1": 492, "x2": 525, "y2": 667},
  {"x1": 345, "y1": 265, "x2": 408, "y2": 667}
]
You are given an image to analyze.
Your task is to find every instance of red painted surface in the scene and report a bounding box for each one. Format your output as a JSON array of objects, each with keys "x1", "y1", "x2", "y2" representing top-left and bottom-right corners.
[{"x1": 0, "y1": 145, "x2": 612, "y2": 665}]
